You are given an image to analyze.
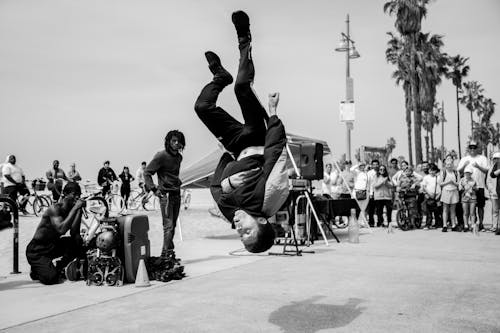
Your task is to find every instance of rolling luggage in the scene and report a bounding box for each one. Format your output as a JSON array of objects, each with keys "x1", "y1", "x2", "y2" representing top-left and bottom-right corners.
[{"x1": 117, "y1": 215, "x2": 150, "y2": 283}]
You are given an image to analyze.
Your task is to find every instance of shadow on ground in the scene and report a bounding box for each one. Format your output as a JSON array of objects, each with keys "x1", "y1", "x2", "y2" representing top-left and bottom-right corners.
[
  {"x1": 0, "y1": 279, "x2": 40, "y2": 291},
  {"x1": 269, "y1": 296, "x2": 364, "y2": 333}
]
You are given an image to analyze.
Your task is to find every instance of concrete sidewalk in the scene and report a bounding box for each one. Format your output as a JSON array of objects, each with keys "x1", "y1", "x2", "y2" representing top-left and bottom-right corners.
[{"x1": 2, "y1": 228, "x2": 500, "y2": 332}]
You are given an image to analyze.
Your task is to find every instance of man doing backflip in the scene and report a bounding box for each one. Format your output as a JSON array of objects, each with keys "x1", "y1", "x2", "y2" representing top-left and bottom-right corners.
[{"x1": 194, "y1": 11, "x2": 289, "y2": 253}]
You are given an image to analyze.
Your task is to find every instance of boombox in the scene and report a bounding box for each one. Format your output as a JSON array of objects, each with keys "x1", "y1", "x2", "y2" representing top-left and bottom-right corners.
[
  {"x1": 288, "y1": 143, "x2": 324, "y2": 180},
  {"x1": 87, "y1": 249, "x2": 124, "y2": 287}
]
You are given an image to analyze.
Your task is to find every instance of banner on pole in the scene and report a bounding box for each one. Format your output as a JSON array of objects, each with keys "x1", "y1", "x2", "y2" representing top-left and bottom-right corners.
[{"x1": 339, "y1": 101, "x2": 355, "y2": 122}]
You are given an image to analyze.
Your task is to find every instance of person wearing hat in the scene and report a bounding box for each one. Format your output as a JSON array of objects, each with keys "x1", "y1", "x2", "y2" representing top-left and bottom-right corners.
[
  {"x1": 457, "y1": 141, "x2": 489, "y2": 230},
  {"x1": 488, "y1": 152, "x2": 500, "y2": 234},
  {"x1": 459, "y1": 165, "x2": 478, "y2": 233}
]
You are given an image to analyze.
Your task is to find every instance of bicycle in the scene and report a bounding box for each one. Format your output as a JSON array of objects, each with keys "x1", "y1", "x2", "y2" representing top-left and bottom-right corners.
[
  {"x1": 127, "y1": 188, "x2": 159, "y2": 211},
  {"x1": 81, "y1": 194, "x2": 109, "y2": 243},
  {"x1": 396, "y1": 190, "x2": 422, "y2": 231}
]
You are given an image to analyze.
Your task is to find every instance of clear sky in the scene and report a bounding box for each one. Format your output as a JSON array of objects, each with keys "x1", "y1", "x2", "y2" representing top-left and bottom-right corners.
[{"x1": 1, "y1": 0, "x2": 499, "y2": 180}]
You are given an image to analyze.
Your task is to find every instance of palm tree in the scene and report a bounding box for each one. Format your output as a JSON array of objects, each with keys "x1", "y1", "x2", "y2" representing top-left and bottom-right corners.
[
  {"x1": 460, "y1": 81, "x2": 484, "y2": 137},
  {"x1": 415, "y1": 32, "x2": 447, "y2": 162},
  {"x1": 386, "y1": 32, "x2": 414, "y2": 164},
  {"x1": 445, "y1": 55, "x2": 469, "y2": 158},
  {"x1": 384, "y1": 0, "x2": 429, "y2": 164}
]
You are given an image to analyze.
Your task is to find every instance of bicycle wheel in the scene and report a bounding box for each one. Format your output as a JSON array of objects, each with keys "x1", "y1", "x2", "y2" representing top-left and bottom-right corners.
[
  {"x1": 85, "y1": 196, "x2": 109, "y2": 221},
  {"x1": 143, "y1": 194, "x2": 159, "y2": 211},
  {"x1": 23, "y1": 196, "x2": 36, "y2": 215},
  {"x1": 396, "y1": 210, "x2": 410, "y2": 231},
  {"x1": 32, "y1": 196, "x2": 46, "y2": 217},
  {"x1": 128, "y1": 190, "x2": 142, "y2": 210},
  {"x1": 107, "y1": 194, "x2": 125, "y2": 214}
]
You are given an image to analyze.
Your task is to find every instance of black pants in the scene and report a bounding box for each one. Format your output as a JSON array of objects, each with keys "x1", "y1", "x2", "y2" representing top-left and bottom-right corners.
[
  {"x1": 121, "y1": 186, "x2": 131, "y2": 208},
  {"x1": 194, "y1": 39, "x2": 267, "y2": 156},
  {"x1": 3, "y1": 185, "x2": 29, "y2": 209},
  {"x1": 367, "y1": 198, "x2": 376, "y2": 226},
  {"x1": 159, "y1": 192, "x2": 181, "y2": 256},
  {"x1": 425, "y1": 200, "x2": 442, "y2": 227},
  {"x1": 26, "y1": 236, "x2": 83, "y2": 285},
  {"x1": 375, "y1": 200, "x2": 392, "y2": 224}
]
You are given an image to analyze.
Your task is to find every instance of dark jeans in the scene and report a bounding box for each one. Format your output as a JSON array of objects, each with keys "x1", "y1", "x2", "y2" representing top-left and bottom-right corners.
[
  {"x1": 367, "y1": 198, "x2": 376, "y2": 226},
  {"x1": 101, "y1": 184, "x2": 111, "y2": 197},
  {"x1": 194, "y1": 39, "x2": 267, "y2": 156},
  {"x1": 121, "y1": 186, "x2": 131, "y2": 208},
  {"x1": 3, "y1": 185, "x2": 30, "y2": 208},
  {"x1": 160, "y1": 192, "x2": 181, "y2": 257},
  {"x1": 26, "y1": 236, "x2": 83, "y2": 285},
  {"x1": 425, "y1": 200, "x2": 442, "y2": 228},
  {"x1": 375, "y1": 199, "x2": 392, "y2": 224}
]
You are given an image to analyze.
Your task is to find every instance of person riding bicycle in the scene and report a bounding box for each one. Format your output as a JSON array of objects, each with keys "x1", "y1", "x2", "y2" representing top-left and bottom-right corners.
[
  {"x1": 396, "y1": 166, "x2": 421, "y2": 227},
  {"x1": 1, "y1": 155, "x2": 30, "y2": 214},
  {"x1": 46, "y1": 160, "x2": 68, "y2": 202},
  {"x1": 97, "y1": 160, "x2": 118, "y2": 197},
  {"x1": 26, "y1": 182, "x2": 87, "y2": 284}
]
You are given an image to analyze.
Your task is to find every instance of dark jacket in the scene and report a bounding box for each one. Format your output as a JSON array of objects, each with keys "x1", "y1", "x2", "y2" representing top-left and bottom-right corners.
[
  {"x1": 97, "y1": 167, "x2": 117, "y2": 186},
  {"x1": 211, "y1": 115, "x2": 289, "y2": 222},
  {"x1": 144, "y1": 149, "x2": 182, "y2": 194}
]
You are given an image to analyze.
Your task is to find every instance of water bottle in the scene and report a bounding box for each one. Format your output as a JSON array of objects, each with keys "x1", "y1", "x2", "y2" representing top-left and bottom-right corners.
[{"x1": 348, "y1": 208, "x2": 359, "y2": 243}]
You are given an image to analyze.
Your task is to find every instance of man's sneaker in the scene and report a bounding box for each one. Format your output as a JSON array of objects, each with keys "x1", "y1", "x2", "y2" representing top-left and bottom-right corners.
[
  {"x1": 423, "y1": 226, "x2": 429, "y2": 230},
  {"x1": 205, "y1": 51, "x2": 233, "y2": 87},
  {"x1": 231, "y1": 10, "x2": 251, "y2": 41},
  {"x1": 65, "y1": 258, "x2": 87, "y2": 281}
]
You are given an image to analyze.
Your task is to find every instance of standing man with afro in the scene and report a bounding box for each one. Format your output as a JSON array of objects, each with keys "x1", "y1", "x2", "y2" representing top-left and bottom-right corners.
[{"x1": 144, "y1": 130, "x2": 185, "y2": 258}]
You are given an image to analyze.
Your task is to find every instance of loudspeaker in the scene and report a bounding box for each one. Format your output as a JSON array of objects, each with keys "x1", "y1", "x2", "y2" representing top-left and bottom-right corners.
[
  {"x1": 299, "y1": 143, "x2": 324, "y2": 180},
  {"x1": 117, "y1": 215, "x2": 151, "y2": 283}
]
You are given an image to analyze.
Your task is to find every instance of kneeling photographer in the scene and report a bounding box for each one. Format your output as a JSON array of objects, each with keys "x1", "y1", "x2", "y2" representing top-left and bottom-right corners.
[{"x1": 26, "y1": 182, "x2": 87, "y2": 285}]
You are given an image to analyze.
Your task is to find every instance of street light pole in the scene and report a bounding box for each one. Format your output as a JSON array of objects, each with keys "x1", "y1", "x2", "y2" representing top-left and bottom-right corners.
[
  {"x1": 345, "y1": 15, "x2": 351, "y2": 161},
  {"x1": 335, "y1": 14, "x2": 359, "y2": 162}
]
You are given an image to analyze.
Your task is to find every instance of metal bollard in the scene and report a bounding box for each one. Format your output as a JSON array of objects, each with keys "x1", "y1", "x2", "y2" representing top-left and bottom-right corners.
[{"x1": 0, "y1": 196, "x2": 20, "y2": 274}]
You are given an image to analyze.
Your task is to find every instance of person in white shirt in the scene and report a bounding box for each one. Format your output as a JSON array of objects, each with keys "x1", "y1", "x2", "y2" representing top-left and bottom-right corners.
[
  {"x1": 1, "y1": 155, "x2": 30, "y2": 213},
  {"x1": 367, "y1": 159, "x2": 380, "y2": 227},
  {"x1": 322, "y1": 163, "x2": 334, "y2": 196},
  {"x1": 135, "y1": 161, "x2": 147, "y2": 192},
  {"x1": 351, "y1": 161, "x2": 370, "y2": 227},
  {"x1": 457, "y1": 141, "x2": 489, "y2": 229},
  {"x1": 421, "y1": 163, "x2": 442, "y2": 229}
]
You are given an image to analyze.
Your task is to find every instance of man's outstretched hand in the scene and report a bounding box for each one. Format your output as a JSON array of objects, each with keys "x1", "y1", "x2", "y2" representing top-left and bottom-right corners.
[{"x1": 268, "y1": 92, "x2": 280, "y2": 116}]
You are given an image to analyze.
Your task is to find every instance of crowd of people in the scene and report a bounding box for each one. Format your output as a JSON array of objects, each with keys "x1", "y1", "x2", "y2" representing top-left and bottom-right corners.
[
  {"x1": 0, "y1": 157, "x2": 150, "y2": 209},
  {"x1": 322, "y1": 141, "x2": 500, "y2": 235}
]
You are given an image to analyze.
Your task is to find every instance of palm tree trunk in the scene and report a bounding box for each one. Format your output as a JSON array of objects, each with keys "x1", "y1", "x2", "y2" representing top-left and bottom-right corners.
[
  {"x1": 407, "y1": 110, "x2": 413, "y2": 165},
  {"x1": 456, "y1": 86, "x2": 462, "y2": 159},
  {"x1": 470, "y1": 110, "x2": 474, "y2": 135},
  {"x1": 430, "y1": 126, "x2": 435, "y2": 163},
  {"x1": 410, "y1": 34, "x2": 422, "y2": 164}
]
